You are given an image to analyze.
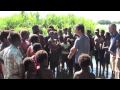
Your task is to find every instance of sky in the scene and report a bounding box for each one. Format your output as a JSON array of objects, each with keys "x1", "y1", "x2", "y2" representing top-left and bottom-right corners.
[{"x1": 0, "y1": 11, "x2": 120, "y2": 22}]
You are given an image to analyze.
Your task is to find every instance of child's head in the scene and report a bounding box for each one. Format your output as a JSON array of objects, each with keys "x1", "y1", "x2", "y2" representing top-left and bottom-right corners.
[
  {"x1": 105, "y1": 32, "x2": 110, "y2": 39},
  {"x1": 78, "y1": 54, "x2": 91, "y2": 70},
  {"x1": 29, "y1": 34, "x2": 40, "y2": 44},
  {"x1": 20, "y1": 30, "x2": 29, "y2": 40},
  {"x1": 95, "y1": 29, "x2": 99, "y2": 36},
  {"x1": 0, "y1": 30, "x2": 10, "y2": 43},
  {"x1": 49, "y1": 31, "x2": 54, "y2": 39},
  {"x1": 100, "y1": 30, "x2": 105, "y2": 36},
  {"x1": 49, "y1": 25, "x2": 54, "y2": 30},
  {"x1": 35, "y1": 50, "x2": 48, "y2": 68},
  {"x1": 87, "y1": 30, "x2": 91, "y2": 36},
  {"x1": 63, "y1": 28, "x2": 68, "y2": 34},
  {"x1": 23, "y1": 57, "x2": 36, "y2": 72},
  {"x1": 33, "y1": 43, "x2": 42, "y2": 53},
  {"x1": 32, "y1": 25, "x2": 40, "y2": 35}
]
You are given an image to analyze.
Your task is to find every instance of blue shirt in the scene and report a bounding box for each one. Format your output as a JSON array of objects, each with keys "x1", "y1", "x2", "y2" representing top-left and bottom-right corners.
[{"x1": 109, "y1": 33, "x2": 120, "y2": 54}]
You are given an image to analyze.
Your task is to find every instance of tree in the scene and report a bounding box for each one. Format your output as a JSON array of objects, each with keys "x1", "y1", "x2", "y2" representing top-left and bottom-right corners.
[{"x1": 98, "y1": 20, "x2": 111, "y2": 25}]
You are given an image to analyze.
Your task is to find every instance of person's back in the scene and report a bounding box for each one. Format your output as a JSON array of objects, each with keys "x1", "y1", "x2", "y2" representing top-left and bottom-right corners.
[
  {"x1": 38, "y1": 34, "x2": 45, "y2": 49},
  {"x1": 1, "y1": 45, "x2": 23, "y2": 79},
  {"x1": 0, "y1": 32, "x2": 24, "y2": 79},
  {"x1": 74, "y1": 70, "x2": 95, "y2": 79},
  {"x1": 23, "y1": 57, "x2": 37, "y2": 79},
  {"x1": 35, "y1": 50, "x2": 54, "y2": 79},
  {"x1": 73, "y1": 54, "x2": 95, "y2": 79},
  {"x1": 20, "y1": 40, "x2": 30, "y2": 58},
  {"x1": 27, "y1": 45, "x2": 35, "y2": 57},
  {"x1": 37, "y1": 68, "x2": 53, "y2": 79},
  {"x1": 75, "y1": 35, "x2": 90, "y2": 63},
  {"x1": 27, "y1": 34, "x2": 40, "y2": 57}
]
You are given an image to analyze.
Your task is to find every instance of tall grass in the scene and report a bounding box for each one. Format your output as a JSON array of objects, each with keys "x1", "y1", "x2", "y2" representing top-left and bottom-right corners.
[{"x1": 0, "y1": 12, "x2": 96, "y2": 35}]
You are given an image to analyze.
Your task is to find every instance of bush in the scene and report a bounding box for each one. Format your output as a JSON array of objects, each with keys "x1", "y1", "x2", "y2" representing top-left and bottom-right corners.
[{"x1": 0, "y1": 12, "x2": 96, "y2": 35}]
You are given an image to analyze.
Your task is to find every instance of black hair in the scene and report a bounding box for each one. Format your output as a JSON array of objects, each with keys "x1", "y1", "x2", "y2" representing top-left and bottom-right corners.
[
  {"x1": 7, "y1": 32, "x2": 21, "y2": 44},
  {"x1": 0, "y1": 30, "x2": 10, "y2": 42},
  {"x1": 20, "y1": 30, "x2": 29, "y2": 38},
  {"x1": 78, "y1": 54, "x2": 91, "y2": 68},
  {"x1": 96, "y1": 28, "x2": 99, "y2": 31},
  {"x1": 63, "y1": 28, "x2": 68, "y2": 31},
  {"x1": 23, "y1": 57, "x2": 34, "y2": 71},
  {"x1": 76, "y1": 24, "x2": 85, "y2": 33},
  {"x1": 101, "y1": 30, "x2": 105, "y2": 33},
  {"x1": 35, "y1": 50, "x2": 48, "y2": 64},
  {"x1": 49, "y1": 26, "x2": 54, "y2": 29},
  {"x1": 33, "y1": 43, "x2": 42, "y2": 53},
  {"x1": 105, "y1": 32, "x2": 110, "y2": 37},
  {"x1": 87, "y1": 30, "x2": 91, "y2": 33},
  {"x1": 32, "y1": 25, "x2": 40, "y2": 34},
  {"x1": 58, "y1": 30, "x2": 63, "y2": 33},
  {"x1": 32, "y1": 25, "x2": 39, "y2": 31},
  {"x1": 29, "y1": 34, "x2": 39, "y2": 44}
]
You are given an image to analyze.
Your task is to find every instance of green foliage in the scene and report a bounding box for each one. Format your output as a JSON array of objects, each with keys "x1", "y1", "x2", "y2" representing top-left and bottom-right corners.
[{"x1": 0, "y1": 12, "x2": 96, "y2": 35}]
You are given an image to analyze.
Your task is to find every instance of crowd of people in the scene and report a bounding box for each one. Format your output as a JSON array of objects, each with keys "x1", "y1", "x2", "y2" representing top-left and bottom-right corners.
[{"x1": 0, "y1": 23, "x2": 120, "y2": 79}]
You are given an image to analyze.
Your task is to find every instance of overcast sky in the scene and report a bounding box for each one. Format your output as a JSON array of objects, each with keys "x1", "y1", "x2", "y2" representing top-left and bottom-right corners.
[{"x1": 0, "y1": 11, "x2": 120, "y2": 22}]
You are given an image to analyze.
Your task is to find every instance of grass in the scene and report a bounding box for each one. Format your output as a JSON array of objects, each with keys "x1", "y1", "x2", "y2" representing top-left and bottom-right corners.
[{"x1": 0, "y1": 12, "x2": 97, "y2": 35}]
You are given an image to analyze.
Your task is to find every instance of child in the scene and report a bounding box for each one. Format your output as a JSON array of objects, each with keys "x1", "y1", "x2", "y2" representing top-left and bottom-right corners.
[
  {"x1": 63, "y1": 28, "x2": 69, "y2": 38},
  {"x1": 35, "y1": 50, "x2": 54, "y2": 79},
  {"x1": 99, "y1": 30, "x2": 105, "y2": 77},
  {"x1": 115, "y1": 39, "x2": 120, "y2": 79},
  {"x1": 94, "y1": 29, "x2": 101, "y2": 76},
  {"x1": 0, "y1": 30, "x2": 10, "y2": 51},
  {"x1": 73, "y1": 54, "x2": 95, "y2": 79},
  {"x1": 23, "y1": 57, "x2": 37, "y2": 79},
  {"x1": 31, "y1": 43, "x2": 42, "y2": 70},
  {"x1": 58, "y1": 37, "x2": 71, "y2": 78},
  {"x1": 86, "y1": 30, "x2": 94, "y2": 72},
  {"x1": 60, "y1": 37, "x2": 70, "y2": 69},
  {"x1": 27, "y1": 34, "x2": 40, "y2": 57},
  {"x1": 102, "y1": 32, "x2": 110, "y2": 78},
  {"x1": 19, "y1": 30, "x2": 30, "y2": 58},
  {"x1": 48, "y1": 31, "x2": 60, "y2": 73}
]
